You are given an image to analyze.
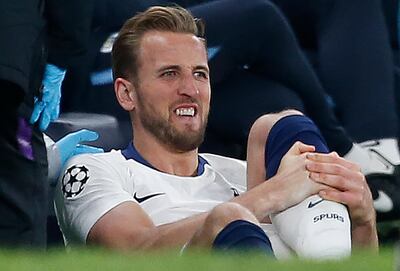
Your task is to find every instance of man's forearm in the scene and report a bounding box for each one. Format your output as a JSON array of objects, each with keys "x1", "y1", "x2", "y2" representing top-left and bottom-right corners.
[
  {"x1": 87, "y1": 202, "x2": 208, "y2": 251},
  {"x1": 232, "y1": 173, "x2": 310, "y2": 221},
  {"x1": 351, "y1": 219, "x2": 379, "y2": 251},
  {"x1": 142, "y1": 213, "x2": 208, "y2": 250},
  {"x1": 231, "y1": 181, "x2": 281, "y2": 221}
]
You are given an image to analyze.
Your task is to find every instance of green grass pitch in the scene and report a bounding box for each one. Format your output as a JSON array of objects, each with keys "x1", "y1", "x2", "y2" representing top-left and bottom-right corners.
[{"x1": 0, "y1": 246, "x2": 394, "y2": 271}]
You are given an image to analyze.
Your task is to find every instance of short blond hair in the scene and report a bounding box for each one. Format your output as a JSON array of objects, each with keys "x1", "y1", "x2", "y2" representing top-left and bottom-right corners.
[{"x1": 111, "y1": 5, "x2": 206, "y2": 81}]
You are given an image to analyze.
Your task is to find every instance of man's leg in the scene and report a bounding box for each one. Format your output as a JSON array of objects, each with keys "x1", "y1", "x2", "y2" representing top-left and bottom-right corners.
[
  {"x1": 184, "y1": 202, "x2": 273, "y2": 255},
  {"x1": 247, "y1": 110, "x2": 351, "y2": 259}
]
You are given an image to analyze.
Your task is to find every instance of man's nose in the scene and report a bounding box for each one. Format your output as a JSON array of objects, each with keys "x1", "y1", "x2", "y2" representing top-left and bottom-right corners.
[{"x1": 178, "y1": 74, "x2": 199, "y2": 97}]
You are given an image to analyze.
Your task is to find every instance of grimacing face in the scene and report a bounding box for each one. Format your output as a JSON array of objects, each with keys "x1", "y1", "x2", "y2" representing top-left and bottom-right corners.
[{"x1": 133, "y1": 31, "x2": 211, "y2": 152}]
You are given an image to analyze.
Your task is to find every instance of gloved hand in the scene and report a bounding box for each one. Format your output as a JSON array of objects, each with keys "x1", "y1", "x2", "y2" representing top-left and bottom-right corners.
[
  {"x1": 56, "y1": 129, "x2": 104, "y2": 166},
  {"x1": 30, "y1": 63, "x2": 66, "y2": 131},
  {"x1": 46, "y1": 129, "x2": 104, "y2": 185}
]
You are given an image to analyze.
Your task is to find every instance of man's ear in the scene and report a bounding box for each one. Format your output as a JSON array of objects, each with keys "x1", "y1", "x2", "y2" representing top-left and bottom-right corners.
[{"x1": 114, "y1": 78, "x2": 136, "y2": 111}]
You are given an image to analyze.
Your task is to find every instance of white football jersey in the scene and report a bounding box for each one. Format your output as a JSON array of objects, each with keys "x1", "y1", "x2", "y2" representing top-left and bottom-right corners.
[
  {"x1": 54, "y1": 149, "x2": 248, "y2": 243},
  {"x1": 54, "y1": 147, "x2": 292, "y2": 258}
]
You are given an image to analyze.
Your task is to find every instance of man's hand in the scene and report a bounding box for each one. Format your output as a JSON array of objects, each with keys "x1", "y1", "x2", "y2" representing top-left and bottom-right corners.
[
  {"x1": 271, "y1": 141, "x2": 323, "y2": 211},
  {"x1": 55, "y1": 129, "x2": 104, "y2": 167},
  {"x1": 306, "y1": 152, "x2": 378, "y2": 249},
  {"x1": 30, "y1": 63, "x2": 66, "y2": 131},
  {"x1": 48, "y1": 129, "x2": 104, "y2": 185},
  {"x1": 236, "y1": 141, "x2": 330, "y2": 221},
  {"x1": 306, "y1": 152, "x2": 374, "y2": 226}
]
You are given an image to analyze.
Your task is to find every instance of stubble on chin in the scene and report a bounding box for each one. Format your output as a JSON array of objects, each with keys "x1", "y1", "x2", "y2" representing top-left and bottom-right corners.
[{"x1": 139, "y1": 106, "x2": 208, "y2": 152}]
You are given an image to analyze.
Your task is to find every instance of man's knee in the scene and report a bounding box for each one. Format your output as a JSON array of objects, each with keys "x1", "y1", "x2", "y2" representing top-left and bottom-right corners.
[
  {"x1": 187, "y1": 203, "x2": 275, "y2": 254},
  {"x1": 186, "y1": 203, "x2": 258, "y2": 248},
  {"x1": 192, "y1": 202, "x2": 258, "y2": 246},
  {"x1": 248, "y1": 109, "x2": 304, "y2": 146},
  {"x1": 205, "y1": 202, "x2": 258, "y2": 234},
  {"x1": 206, "y1": 203, "x2": 273, "y2": 254}
]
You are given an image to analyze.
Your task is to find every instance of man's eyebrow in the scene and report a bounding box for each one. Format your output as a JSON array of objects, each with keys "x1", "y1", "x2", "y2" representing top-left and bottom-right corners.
[
  {"x1": 156, "y1": 65, "x2": 209, "y2": 73},
  {"x1": 194, "y1": 65, "x2": 209, "y2": 73},
  {"x1": 156, "y1": 65, "x2": 180, "y2": 73}
]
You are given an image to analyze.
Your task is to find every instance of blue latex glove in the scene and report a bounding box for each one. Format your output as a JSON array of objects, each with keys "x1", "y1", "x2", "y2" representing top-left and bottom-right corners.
[
  {"x1": 56, "y1": 129, "x2": 104, "y2": 167},
  {"x1": 30, "y1": 63, "x2": 66, "y2": 131},
  {"x1": 47, "y1": 129, "x2": 104, "y2": 185}
]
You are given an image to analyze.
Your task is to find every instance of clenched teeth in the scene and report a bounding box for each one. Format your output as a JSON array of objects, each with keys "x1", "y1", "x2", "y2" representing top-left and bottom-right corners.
[{"x1": 175, "y1": 107, "x2": 195, "y2": 116}]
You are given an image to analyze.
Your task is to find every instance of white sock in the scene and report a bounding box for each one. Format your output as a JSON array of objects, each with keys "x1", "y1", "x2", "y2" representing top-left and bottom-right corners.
[{"x1": 270, "y1": 195, "x2": 351, "y2": 260}]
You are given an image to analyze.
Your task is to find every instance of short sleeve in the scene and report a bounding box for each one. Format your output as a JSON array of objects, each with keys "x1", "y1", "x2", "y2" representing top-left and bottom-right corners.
[{"x1": 54, "y1": 153, "x2": 135, "y2": 244}]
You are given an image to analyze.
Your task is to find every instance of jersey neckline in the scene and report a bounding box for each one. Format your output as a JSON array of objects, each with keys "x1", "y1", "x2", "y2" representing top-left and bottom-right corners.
[{"x1": 121, "y1": 142, "x2": 208, "y2": 176}]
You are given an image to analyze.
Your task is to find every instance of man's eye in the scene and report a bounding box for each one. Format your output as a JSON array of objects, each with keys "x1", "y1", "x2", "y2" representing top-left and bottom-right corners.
[
  {"x1": 194, "y1": 71, "x2": 208, "y2": 79},
  {"x1": 161, "y1": 71, "x2": 177, "y2": 77}
]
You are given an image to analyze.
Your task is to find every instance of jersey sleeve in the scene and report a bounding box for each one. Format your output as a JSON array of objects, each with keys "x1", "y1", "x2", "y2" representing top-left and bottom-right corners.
[{"x1": 54, "y1": 153, "x2": 135, "y2": 244}]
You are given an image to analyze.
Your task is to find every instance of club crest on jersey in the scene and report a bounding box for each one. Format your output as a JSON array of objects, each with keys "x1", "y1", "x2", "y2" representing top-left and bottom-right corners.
[{"x1": 61, "y1": 165, "x2": 90, "y2": 198}]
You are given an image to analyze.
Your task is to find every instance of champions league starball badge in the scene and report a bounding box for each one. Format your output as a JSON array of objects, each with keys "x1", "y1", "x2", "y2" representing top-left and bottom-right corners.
[{"x1": 61, "y1": 165, "x2": 90, "y2": 198}]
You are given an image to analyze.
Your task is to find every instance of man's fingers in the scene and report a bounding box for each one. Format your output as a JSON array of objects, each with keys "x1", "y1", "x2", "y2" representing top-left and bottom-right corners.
[
  {"x1": 50, "y1": 103, "x2": 60, "y2": 120},
  {"x1": 318, "y1": 189, "x2": 350, "y2": 206},
  {"x1": 306, "y1": 157, "x2": 364, "y2": 183},
  {"x1": 307, "y1": 152, "x2": 360, "y2": 171},
  {"x1": 309, "y1": 172, "x2": 360, "y2": 192},
  {"x1": 30, "y1": 101, "x2": 45, "y2": 124},
  {"x1": 319, "y1": 189, "x2": 369, "y2": 215},
  {"x1": 58, "y1": 129, "x2": 100, "y2": 153},
  {"x1": 41, "y1": 86, "x2": 52, "y2": 103},
  {"x1": 39, "y1": 110, "x2": 51, "y2": 131},
  {"x1": 74, "y1": 144, "x2": 104, "y2": 155},
  {"x1": 75, "y1": 129, "x2": 99, "y2": 142},
  {"x1": 287, "y1": 141, "x2": 315, "y2": 155},
  {"x1": 68, "y1": 129, "x2": 100, "y2": 144}
]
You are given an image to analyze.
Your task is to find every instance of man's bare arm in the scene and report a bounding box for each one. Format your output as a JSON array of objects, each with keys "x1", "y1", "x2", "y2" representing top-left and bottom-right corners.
[
  {"x1": 87, "y1": 201, "x2": 207, "y2": 250},
  {"x1": 86, "y1": 177, "x2": 304, "y2": 251}
]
